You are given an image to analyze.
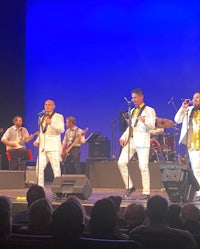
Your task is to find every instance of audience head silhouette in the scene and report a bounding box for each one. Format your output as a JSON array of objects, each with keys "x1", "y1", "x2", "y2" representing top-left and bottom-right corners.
[
  {"x1": 146, "y1": 195, "x2": 169, "y2": 224},
  {"x1": 28, "y1": 197, "x2": 53, "y2": 235},
  {"x1": 167, "y1": 203, "x2": 182, "y2": 229},
  {"x1": 26, "y1": 184, "x2": 46, "y2": 208},
  {"x1": 181, "y1": 203, "x2": 200, "y2": 234},
  {"x1": 123, "y1": 203, "x2": 146, "y2": 230},
  {"x1": 0, "y1": 196, "x2": 12, "y2": 239},
  {"x1": 50, "y1": 196, "x2": 84, "y2": 244},
  {"x1": 89, "y1": 197, "x2": 118, "y2": 239}
]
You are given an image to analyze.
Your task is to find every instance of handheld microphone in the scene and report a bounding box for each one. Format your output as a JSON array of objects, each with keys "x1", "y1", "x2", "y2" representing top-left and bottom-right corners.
[
  {"x1": 181, "y1": 98, "x2": 193, "y2": 104},
  {"x1": 38, "y1": 110, "x2": 45, "y2": 116}
]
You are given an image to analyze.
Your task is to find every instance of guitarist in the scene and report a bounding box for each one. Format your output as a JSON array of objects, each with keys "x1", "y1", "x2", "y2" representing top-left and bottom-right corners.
[
  {"x1": 1, "y1": 116, "x2": 34, "y2": 170},
  {"x1": 61, "y1": 116, "x2": 86, "y2": 174}
]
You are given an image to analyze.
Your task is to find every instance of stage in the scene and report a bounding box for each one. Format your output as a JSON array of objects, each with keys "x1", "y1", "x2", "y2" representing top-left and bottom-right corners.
[{"x1": 0, "y1": 161, "x2": 199, "y2": 216}]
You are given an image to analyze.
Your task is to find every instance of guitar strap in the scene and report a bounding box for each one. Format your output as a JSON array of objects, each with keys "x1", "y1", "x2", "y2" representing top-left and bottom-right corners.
[
  {"x1": 133, "y1": 104, "x2": 146, "y2": 127},
  {"x1": 41, "y1": 112, "x2": 55, "y2": 133},
  {"x1": 127, "y1": 104, "x2": 146, "y2": 139},
  {"x1": 71, "y1": 127, "x2": 79, "y2": 144}
]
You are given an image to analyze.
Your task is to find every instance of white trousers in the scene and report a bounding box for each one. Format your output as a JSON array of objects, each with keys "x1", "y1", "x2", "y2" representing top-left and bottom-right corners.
[
  {"x1": 36, "y1": 151, "x2": 61, "y2": 187},
  {"x1": 188, "y1": 148, "x2": 200, "y2": 196},
  {"x1": 118, "y1": 140, "x2": 150, "y2": 194}
]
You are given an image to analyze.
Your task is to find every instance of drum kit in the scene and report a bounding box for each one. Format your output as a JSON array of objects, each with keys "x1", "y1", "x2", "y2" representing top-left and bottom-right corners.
[{"x1": 149, "y1": 118, "x2": 179, "y2": 162}]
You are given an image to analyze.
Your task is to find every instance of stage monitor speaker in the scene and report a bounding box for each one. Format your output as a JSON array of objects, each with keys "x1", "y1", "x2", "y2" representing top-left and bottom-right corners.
[
  {"x1": 51, "y1": 174, "x2": 92, "y2": 200},
  {"x1": 0, "y1": 170, "x2": 25, "y2": 189},
  {"x1": 0, "y1": 155, "x2": 2, "y2": 169},
  {"x1": 88, "y1": 138, "x2": 110, "y2": 161},
  {"x1": 160, "y1": 164, "x2": 200, "y2": 203},
  {"x1": 25, "y1": 167, "x2": 37, "y2": 186}
]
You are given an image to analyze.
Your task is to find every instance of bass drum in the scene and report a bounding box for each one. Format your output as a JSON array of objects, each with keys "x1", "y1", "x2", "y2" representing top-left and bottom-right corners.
[{"x1": 149, "y1": 138, "x2": 161, "y2": 162}]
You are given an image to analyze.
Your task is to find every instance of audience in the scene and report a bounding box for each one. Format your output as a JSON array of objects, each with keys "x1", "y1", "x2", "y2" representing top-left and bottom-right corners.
[
  {"x1": 129, "y1": 195, "x2": 198, "y2": 249},
  {"x1": 12, "y1": 184, "x2": 46, "y2": 227},
  {"x1": 122, "y1": 203, "x2": 147, "y2": 232},
  {"x1": 88, "y1": 197, "x2": 128, "y2": 240},
  {"x1": 0, "y1": 196, "x2": 12, "y2": 239},
  {"x1": 50, "y1": 195, "x2": 85, "y2": 247},
  {"x1": 3, "y1": 188, "x2": 200, "y2": 249},
  {"x1": 180, "y1": 203, "x2": 200, "y2": 234},
  {"x1": 107, "y1": 195, "x2": 123, "y2": 227},
  {"x1": 167, "y1": 203, "x2": 182, "y2": 229},
  {"x1": 18, "y1": 198, "x2": 53, "y2": 235}
]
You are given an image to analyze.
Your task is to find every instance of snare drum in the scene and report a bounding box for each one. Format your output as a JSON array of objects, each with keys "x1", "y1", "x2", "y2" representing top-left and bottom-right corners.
[{"x1": 150, "y1": 138, "x2": 160, "y2": 150}]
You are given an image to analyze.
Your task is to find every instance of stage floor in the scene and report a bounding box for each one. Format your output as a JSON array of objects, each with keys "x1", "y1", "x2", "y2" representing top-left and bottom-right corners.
[{"x1": 1, "y1": 182, "x2": 199, "y2": 217}]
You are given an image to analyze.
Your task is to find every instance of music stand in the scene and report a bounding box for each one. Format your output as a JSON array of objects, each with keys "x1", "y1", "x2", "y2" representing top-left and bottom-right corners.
[
  {"x1": 85, "y1": 132, "x2": 100, "y2": 143},
  {"x1": 6, "y1": 149, "x2": 32, "y2": 170}
]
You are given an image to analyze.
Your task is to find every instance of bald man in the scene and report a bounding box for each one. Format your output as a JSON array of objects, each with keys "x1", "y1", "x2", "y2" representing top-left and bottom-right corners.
[{"x1": 33, "y1": 100, "x2": 65, "y2": 187}]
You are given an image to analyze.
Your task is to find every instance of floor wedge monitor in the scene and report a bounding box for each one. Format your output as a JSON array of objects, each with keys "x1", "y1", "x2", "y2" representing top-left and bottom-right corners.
[
  {"x1": 52, "y1": 174, "x2": 92, "y2": 200},
  {"x1": 160, "y1": 164, "x2": 200, "y2": 203}
]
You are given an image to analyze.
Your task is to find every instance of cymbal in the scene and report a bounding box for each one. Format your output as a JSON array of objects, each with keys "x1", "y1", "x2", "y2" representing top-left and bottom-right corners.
[{"x1": 156, "y1": 118, "x2": 175, "y2": 129}]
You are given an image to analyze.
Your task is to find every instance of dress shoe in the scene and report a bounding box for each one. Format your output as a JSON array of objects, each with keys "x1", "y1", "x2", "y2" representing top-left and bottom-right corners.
[
  {"x1": 194, "y1": 196, "x2": 200, "y2": 202},
  {"x1": 139, "y1": 194, "x2": 150, "y2": 200},
  {"x1": 123, "y1": 186, "x2": 136, "y2": 199}
]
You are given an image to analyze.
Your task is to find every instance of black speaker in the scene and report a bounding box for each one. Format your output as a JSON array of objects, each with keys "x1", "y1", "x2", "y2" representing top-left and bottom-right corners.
[
  {"x1": 51, "y1": 174, "x2": 92, "y2": 200},
  {"x1": 119, "y1": 110, "x2": 128, "y2": 132},
  {"x1": 25, "y1": 167, "x2": 37, "y2": 186},
  {"x1": 0, "y1": 170, "x2": 25, "y2": 189},
  {"x1": 160, "y1": 164, "x2": 200, "y2": 203},
  {"x1": 88, "y1": 138, "x2": 110, "y2": 161},
  {"x1": 0, "y1": 155, "x2": 2, "y2": 169}
]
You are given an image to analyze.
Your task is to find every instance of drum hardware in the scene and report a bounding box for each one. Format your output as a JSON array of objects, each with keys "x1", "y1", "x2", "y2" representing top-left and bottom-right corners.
[
  {"x1": 133, "y1": 131, "x2": 179, "y2": 162},
  {"x1": 149, "y1": 132, "x2": 179, "y2": 162},
  {"x1": 149, "y1": 138, "x2": 161, "y2": 162},
  {"x1": 150, "y1": 128, "x2": 164, "y2": 136}
]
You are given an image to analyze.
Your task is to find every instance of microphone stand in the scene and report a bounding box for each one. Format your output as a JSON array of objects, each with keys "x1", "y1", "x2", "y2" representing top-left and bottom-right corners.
[
  {"x1": 36, "y1": 114, "x2": 42, "y2": 185},
  {"x1": 168, "y1": 97, "x2": 179, "y2": 161},
  {"x1": 168, "y1": 97, "x2": 178, "y2": 112},
  {"x1": 171, "y1": 99, "x2": 178, "y2": 112},
  {"x1": 125, "y1": 100, "x2": 133, "y2": 194},
  {"x1": 110, "y1": 119, "x2": 117, "y2": 160}
]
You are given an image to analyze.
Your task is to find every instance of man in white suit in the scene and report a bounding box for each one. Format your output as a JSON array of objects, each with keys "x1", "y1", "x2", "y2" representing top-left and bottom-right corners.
[
  {"x1": 174, "y1": 92, "x2": 200, "y2": 201},
  {"x1": 33, "y1": 99, "x2": 65, "y2": 187},
  {"x1": 118, "y1": 88, "x2": 156, "y2": 200}
]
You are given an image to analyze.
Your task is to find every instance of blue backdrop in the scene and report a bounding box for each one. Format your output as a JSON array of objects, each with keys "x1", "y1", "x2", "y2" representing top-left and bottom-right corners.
[{"x1": 25, "y1": 0, "x2": 200, "y2": 161}]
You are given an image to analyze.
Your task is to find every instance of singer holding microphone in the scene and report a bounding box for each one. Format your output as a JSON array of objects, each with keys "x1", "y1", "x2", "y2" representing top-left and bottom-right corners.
[
  {"x1": 33, "y1": 99, "x2": 65, "y2": 188},
  {"x1": 118, "y1": 88, "x2": 156, "y2": 200},
  {"x1": 174, "y1": 92, "x2": 200, "y2": 201}
]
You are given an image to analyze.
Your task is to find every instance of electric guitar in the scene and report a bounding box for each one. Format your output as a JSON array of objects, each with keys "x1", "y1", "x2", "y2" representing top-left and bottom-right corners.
[
  {"x1": 61, "y1": 128, "x2": 88, "y2": 163},
  {"x1": 12, "y1": 131, "x2": 39, "y2": 149}
]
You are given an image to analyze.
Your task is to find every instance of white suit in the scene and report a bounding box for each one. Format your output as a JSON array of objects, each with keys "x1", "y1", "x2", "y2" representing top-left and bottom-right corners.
[
  {"x1": 175, "y1": 106, "x2": 200, "y2": 196},
  {"x1": 35, "y1": 112, "x2": 65, "y2": 187},
  {"x1": 118, "y1": 105, "x2": 156, "y2": 194}
]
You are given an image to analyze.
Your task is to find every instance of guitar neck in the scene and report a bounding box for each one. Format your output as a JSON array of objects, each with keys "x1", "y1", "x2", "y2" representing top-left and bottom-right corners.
[
  {"x1": 65, "y1": 128, "x2": 88, "y2": 154},
  {"x1": 65, "y1": 137, "x2": 80, "y2": 154}
]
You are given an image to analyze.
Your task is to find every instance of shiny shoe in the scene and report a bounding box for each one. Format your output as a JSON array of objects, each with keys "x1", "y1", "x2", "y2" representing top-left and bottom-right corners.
[
  {"x1": 139, "y1": 194, "x2": 150, "y2": 200},
  {"x1": 123, "y1": 186, "x2": 136, "y2": 199},
  {"x1": 194, "y1": 196, "x2": 200, "y2": 202}
]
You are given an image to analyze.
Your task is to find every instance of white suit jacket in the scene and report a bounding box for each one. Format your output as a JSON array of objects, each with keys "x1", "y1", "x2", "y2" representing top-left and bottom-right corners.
[
  {"x1": 35, "y1": 112, "x2": 65, "y2": 152},
  {"x1": 120, "y1": 105, "x2": 156, "y2": 148},
  {"x1": 174, "y1": 106, "x2": 194, "y2": 145}
]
